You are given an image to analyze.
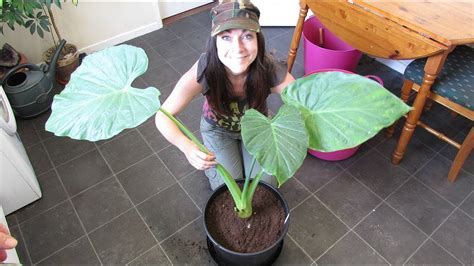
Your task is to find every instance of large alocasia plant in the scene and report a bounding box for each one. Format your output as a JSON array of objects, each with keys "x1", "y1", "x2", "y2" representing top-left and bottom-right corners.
[{"x1": 46, "y1": 45, "x2": 409, "y2": 219}]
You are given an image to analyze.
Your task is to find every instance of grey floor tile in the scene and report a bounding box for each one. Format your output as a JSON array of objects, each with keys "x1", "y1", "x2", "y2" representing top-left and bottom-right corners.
[
  {"x1": 43, "y1": 136, "x2": 95, "y2": 167},
  {"x1": 439, "y1": 131, "x2": 474, "y2": 175},
  {"x1": 375, "y1": 134, "x2": 436, "y2": 175},
  {"x1": 182, "y1": 28, "x2": 210, "y2": 54},
  {"x1": 20, "y1": 201, "x2": 84, "y2": 263},
  {"x1": 386, "y1": 178, "x2": 455, "y2": 234},
  {"x1": 190, "y1": 10, "x2": 211, "y2": 28},
  {"x1": 431, "y1": 209, "x2": 473, "y2": 265},
  {"x1": 348, "y1": 149, "x2": 411, "y2": 199},
  {"x1": 161, "y1": 218, "x2": 216, "y2": 265},
  {"x1": 288, "y1": 196, "x2": 348, "y2": 260},
  {"x1": 415, "y1": 154, "x2": 474, "y2": 206},
  {"x1": 354, "y1": 203, "x2": 426, "y2": 264},
  {"x1": 117, "y1": 155, "x2": 175, "y2": 204},
  {"x1": 99, "y1": 130, "x2": 153, "y2": 173},
  {"x1": 317, "y1": 232, "x2": 388, "y2": 265},
  {"x1": 129, "y1": 245, "x2": 171, "y2": 265},
  {"x1": 405, "y1": 239, "x2": 461, "y2": 265},
  {"x1": 137, "y1": 117, "x2": 171, "y2": 152},
  {"x1": 167, "y1": 16, "x2": 206, "y2": 38},
  {"x1": 89, "y1": 209, "x2": 156, "y2": 264},
  {"x1": 316, "y1": 172, "x2": 381, "y2": 228},
  {"x1": 261, "y1": 27, "x2": 286, "y2": 40},
  {"x1": 16, "y1": 118, "x2": 40, "y2": 148},
  {"x1": 158, "y1": 145, "x2": 196, "y2": 179},
  {"x1": 137, "y1": 183, "x2": 201, "y2": 241},
  {"x1": 153, "y1": 38, "x2": 195, "y2": 62},
  {"x1": 56, "y1": 149, "x2": 112, "y2": 196},
  {"x1": 25, "y1": 143, "x2": 53, "y2": 175},
  {"x1": 459, "y1": 192, "x2": 474, "y2": 218},
  {"x1": 71, "y1": 177, "x2": 133, "y2": 232},
  {"x1": 336, "y1": 141, "x2": 373, "y2": 170},
  {"x1": 142, "y1": 62, "x2": 181, "y2": 88},
  {"x1": 16, "y1": 170, "x2": 68, "y2": 223},
  {"x1": 37, "y1": 237, "x2": 100, "y2": 265},
  {"x1": 294, "y1": 155, "x2": 345, "y2": 193},
  {"x1": 180, "y1": 170, "x2": 213, "y2": 211},
  {"x1": 9, "y1": 225, "x2": 31, "y2": 264},
  {"x1": 5, "y1": 213, "x2": 17, "y2": 227},
  {"x1": 167, "y1": 51, "x2": 201, "y2": 75},
  {"x1": 31, "y1": 109, "x2": 55, "y2": 141},
  {"x1": 142, "y1": 27, "x2": 178, "y2": 47},
  {"x1": 274, "y1": 236, "x2": 313, "y2": 265},
  {"x1": 278, "y1": 178, "x2": 311, "y2": 210}
]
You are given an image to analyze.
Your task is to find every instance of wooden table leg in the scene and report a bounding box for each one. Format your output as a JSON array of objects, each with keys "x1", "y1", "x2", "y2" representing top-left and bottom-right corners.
[
  {"x1": 287, "y1": 0, "x2": 308, "y2": 72},
  {"x1": 392, "y1": 50, "x2": 451, "y2": 164}
]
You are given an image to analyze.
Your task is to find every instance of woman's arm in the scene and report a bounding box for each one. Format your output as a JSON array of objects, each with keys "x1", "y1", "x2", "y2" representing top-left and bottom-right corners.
[
  {"x1": 271, "y1": 72, "x2": 295, "y2": 94},
  {"x1": 155, "y1": 62, "x2": 216, "y2": 170}
]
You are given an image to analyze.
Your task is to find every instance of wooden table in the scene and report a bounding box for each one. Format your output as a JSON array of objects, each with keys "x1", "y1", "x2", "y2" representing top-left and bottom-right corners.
[{"x1": 287, "y1": 0, "x2": 474, "y2": 165}]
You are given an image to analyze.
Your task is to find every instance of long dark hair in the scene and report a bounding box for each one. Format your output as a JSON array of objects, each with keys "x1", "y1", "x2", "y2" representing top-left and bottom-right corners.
[{"x1": 203, "y1": 32, "x2": 276, "y2": 115}]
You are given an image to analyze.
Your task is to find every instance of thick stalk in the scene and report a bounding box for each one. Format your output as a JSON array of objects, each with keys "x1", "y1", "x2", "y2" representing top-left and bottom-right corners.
[
  {"x1": 158, "y1": 107, "x2": 244, "y2": 210},
  {"x1": 47, "y1": 6, "x2": 61, "y2": 45}
]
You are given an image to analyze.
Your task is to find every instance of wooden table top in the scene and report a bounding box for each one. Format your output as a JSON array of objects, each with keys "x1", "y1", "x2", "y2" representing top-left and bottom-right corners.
[
  {"x1": 354, "y1": 1, "x2": 474, "y2": 46},
  {"x1": 304, "y1": 0, "x2": 474, "y2": 59}
]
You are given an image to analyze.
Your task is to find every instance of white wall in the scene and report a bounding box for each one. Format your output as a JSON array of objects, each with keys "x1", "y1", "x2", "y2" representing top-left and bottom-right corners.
[{"x1": 1, "y1": 2, "x2": 163, "y2": 63}]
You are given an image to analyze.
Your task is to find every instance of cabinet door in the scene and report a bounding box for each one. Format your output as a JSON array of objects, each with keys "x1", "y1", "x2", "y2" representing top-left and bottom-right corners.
[
  {"x1": 158, "y1": 0, "x2": 213, "y2": 19},
  {"x1": 253, "y1": 0, "x2": 313, "y2": 26}
]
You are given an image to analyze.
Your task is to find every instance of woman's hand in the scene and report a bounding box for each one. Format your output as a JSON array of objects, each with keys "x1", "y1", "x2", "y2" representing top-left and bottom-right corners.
[
  {"x1": 0, "y1": 224, "x2": 17, "y2": 262},
  {"x1": 182, "y1": 141, "x2": 217, "y2": 170}
]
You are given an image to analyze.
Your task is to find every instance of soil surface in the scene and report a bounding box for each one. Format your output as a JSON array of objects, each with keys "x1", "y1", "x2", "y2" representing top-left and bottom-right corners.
[{"x1": 205, "y1": 185, "x2": 286, "y2": 253}]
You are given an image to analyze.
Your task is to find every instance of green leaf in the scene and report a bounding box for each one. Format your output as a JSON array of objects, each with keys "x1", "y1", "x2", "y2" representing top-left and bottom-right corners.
[
  {"x1": 282, "y1": 72, "x2": 410, "y2": 152},
  {"x1": 241, "y1": 105, "x2": 308, "y2": 186},
  {"x1": 45, "y1": 45, "x2": 161, "y2": 141},
  {"x1": 29, "y1": 22, "x2": 35, "y2": 34},
  {"x1": 37, "y1": 24, "x2": 43, "y2": 37}
]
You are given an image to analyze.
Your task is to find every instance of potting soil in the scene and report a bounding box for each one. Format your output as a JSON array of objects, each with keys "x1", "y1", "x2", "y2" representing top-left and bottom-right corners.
[{"x1": 205, "y1": 185, "x2": 285, "y2": 253}]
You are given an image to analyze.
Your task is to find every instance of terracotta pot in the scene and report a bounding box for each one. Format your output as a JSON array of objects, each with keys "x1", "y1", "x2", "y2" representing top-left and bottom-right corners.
[{"x1": 44, "y1": 43, "x2": 80, "y2": 85}]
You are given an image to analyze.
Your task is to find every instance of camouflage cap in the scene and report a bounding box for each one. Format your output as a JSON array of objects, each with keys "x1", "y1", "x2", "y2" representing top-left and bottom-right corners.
[{"x1": 210, "y1": 0, "x2": 260, "y2": 36}]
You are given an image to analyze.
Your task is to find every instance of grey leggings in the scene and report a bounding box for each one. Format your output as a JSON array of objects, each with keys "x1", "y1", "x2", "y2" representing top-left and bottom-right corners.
[{"x1": 200, "y1": 117, "x2": 275, "y2": 190}]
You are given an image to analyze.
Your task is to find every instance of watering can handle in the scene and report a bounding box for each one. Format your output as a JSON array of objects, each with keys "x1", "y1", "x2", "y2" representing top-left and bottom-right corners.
[{"x1": 1, "y1": 63, "x2": 41, "y2": 85}]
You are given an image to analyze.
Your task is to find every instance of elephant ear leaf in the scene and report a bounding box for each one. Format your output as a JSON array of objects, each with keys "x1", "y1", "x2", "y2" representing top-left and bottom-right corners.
[
  {"x1": 281, "y1": 72, "x2": 410, "y2": 152},
  {"x1": 45, "y1": 45, "x2": 161, "y2": 141},
  {"x1": 241, "y1": 105, "x2": 309, "y2": 187}
]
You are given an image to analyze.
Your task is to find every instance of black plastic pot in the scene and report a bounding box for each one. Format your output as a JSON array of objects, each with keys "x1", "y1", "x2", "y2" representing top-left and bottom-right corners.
[{"x1": 204, "y1": 180, "x2": 290, "y2": 266}]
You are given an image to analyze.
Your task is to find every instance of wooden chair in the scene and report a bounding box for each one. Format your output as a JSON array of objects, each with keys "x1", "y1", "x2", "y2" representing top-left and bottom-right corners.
[{"x1": 387, "y1": 45, "x2": 473, "y2": 182}]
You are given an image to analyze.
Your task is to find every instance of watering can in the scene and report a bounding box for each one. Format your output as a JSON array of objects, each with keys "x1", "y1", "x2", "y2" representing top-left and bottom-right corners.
[{"x1": 1, "y1": 40, "x2": 67, "y2": 118}]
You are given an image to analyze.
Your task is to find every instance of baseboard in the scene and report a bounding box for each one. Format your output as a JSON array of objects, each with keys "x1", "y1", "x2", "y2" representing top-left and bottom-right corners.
[
  {"x1": 373, "y1": 57, "x2": 414, "y2": 74},
  {"x1": 78, "y1": 22, "x2": 163, "y2": 55}
]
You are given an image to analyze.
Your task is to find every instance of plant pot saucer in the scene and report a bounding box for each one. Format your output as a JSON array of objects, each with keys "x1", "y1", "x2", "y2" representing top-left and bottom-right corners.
[{"x1": 206, "y1": 237, "x2": 284, "y2": 266}]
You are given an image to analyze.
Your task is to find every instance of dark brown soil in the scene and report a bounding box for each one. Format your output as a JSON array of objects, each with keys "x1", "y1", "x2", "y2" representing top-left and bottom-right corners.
[{"x1": 205, "y1": 185, "x2": 286, "y2": 253}]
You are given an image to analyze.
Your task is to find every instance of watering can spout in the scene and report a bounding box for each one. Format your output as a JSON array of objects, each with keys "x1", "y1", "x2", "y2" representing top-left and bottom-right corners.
[{"x1": 49, "y1": 40, "x2": 67, "y2": 74}]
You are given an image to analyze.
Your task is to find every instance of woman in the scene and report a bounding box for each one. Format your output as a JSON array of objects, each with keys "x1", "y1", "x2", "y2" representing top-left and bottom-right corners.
[{"x1": 155, "y1": 0, "x2": 294, "y2": 190}]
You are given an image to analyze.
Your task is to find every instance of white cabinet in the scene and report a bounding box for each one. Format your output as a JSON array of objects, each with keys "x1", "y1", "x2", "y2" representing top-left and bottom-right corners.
[{"x1": 252, "y1": 0, "x2": 313, "y2": 26}]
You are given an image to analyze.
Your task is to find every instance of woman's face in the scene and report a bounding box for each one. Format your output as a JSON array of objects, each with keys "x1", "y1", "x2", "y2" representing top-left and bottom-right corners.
[{"x1": 216, "y1": 29, "x2": 258, "y2": 76}]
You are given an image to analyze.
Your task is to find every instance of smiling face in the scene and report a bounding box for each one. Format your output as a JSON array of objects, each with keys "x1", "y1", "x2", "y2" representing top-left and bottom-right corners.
[{"x1": 216, "y1": 29, "x2": 258, "y2": 76}]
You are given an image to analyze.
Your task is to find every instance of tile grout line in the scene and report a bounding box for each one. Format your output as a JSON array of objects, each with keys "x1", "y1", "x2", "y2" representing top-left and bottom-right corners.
[
  {"x1": 284, "y1": 233, "x2": 316, "y2": 264},
  {"x1": 93, "y1": 141, "x2": 173, "y2": 265},
  {"x1": 45, "y1": 141, "x2": 104, "y2": 265}
]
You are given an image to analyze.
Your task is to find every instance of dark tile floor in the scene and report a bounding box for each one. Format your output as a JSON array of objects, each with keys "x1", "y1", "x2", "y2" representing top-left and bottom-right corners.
[{"x1": 7, "y1": 10, "x2": 473, "y2": 265}]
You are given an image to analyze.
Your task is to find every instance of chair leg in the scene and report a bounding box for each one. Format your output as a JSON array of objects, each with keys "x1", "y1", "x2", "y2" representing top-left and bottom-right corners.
[
  {"x1": 448, "y1": 127, "x2": 474, "y2": 182},
  {"x1": 386, "y1": 80, "x2": 413, "y2": 138}
]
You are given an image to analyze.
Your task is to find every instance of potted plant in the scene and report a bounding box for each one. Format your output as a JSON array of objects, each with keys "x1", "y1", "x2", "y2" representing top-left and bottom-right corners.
[
  {"x1": 0, "y1": 0, "x2": 79, "y2": 84},
  {"x1": 44, "y1": 45, "x2": 410, "y2": 265}
]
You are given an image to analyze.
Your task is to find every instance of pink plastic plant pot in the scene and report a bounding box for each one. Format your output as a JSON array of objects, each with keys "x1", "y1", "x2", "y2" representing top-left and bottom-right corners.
[
  {"x1": 303, "y1": 16, "x2": 362, "y2": 74},
  {"x1": 305, "y1": 69, "x2": 384, "y2": 161}
]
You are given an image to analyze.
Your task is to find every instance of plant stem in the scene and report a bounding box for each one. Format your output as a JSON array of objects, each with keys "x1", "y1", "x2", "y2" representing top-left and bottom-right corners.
[
  {"x1": 47, "y1": 6, "x2": 61, "y2": 45},
  {"x1": 158, "y1": 107, "x2": 244, "y2": 210}
]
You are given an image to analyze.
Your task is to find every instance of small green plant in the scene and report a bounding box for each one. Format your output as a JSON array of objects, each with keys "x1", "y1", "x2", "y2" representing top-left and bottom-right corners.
[
  {"x1": 45, "y1": 45, "x2": 410, "y2": 219},
  {"x1": 0, "y1": 0, "x2": 77, "y2": 41}
]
